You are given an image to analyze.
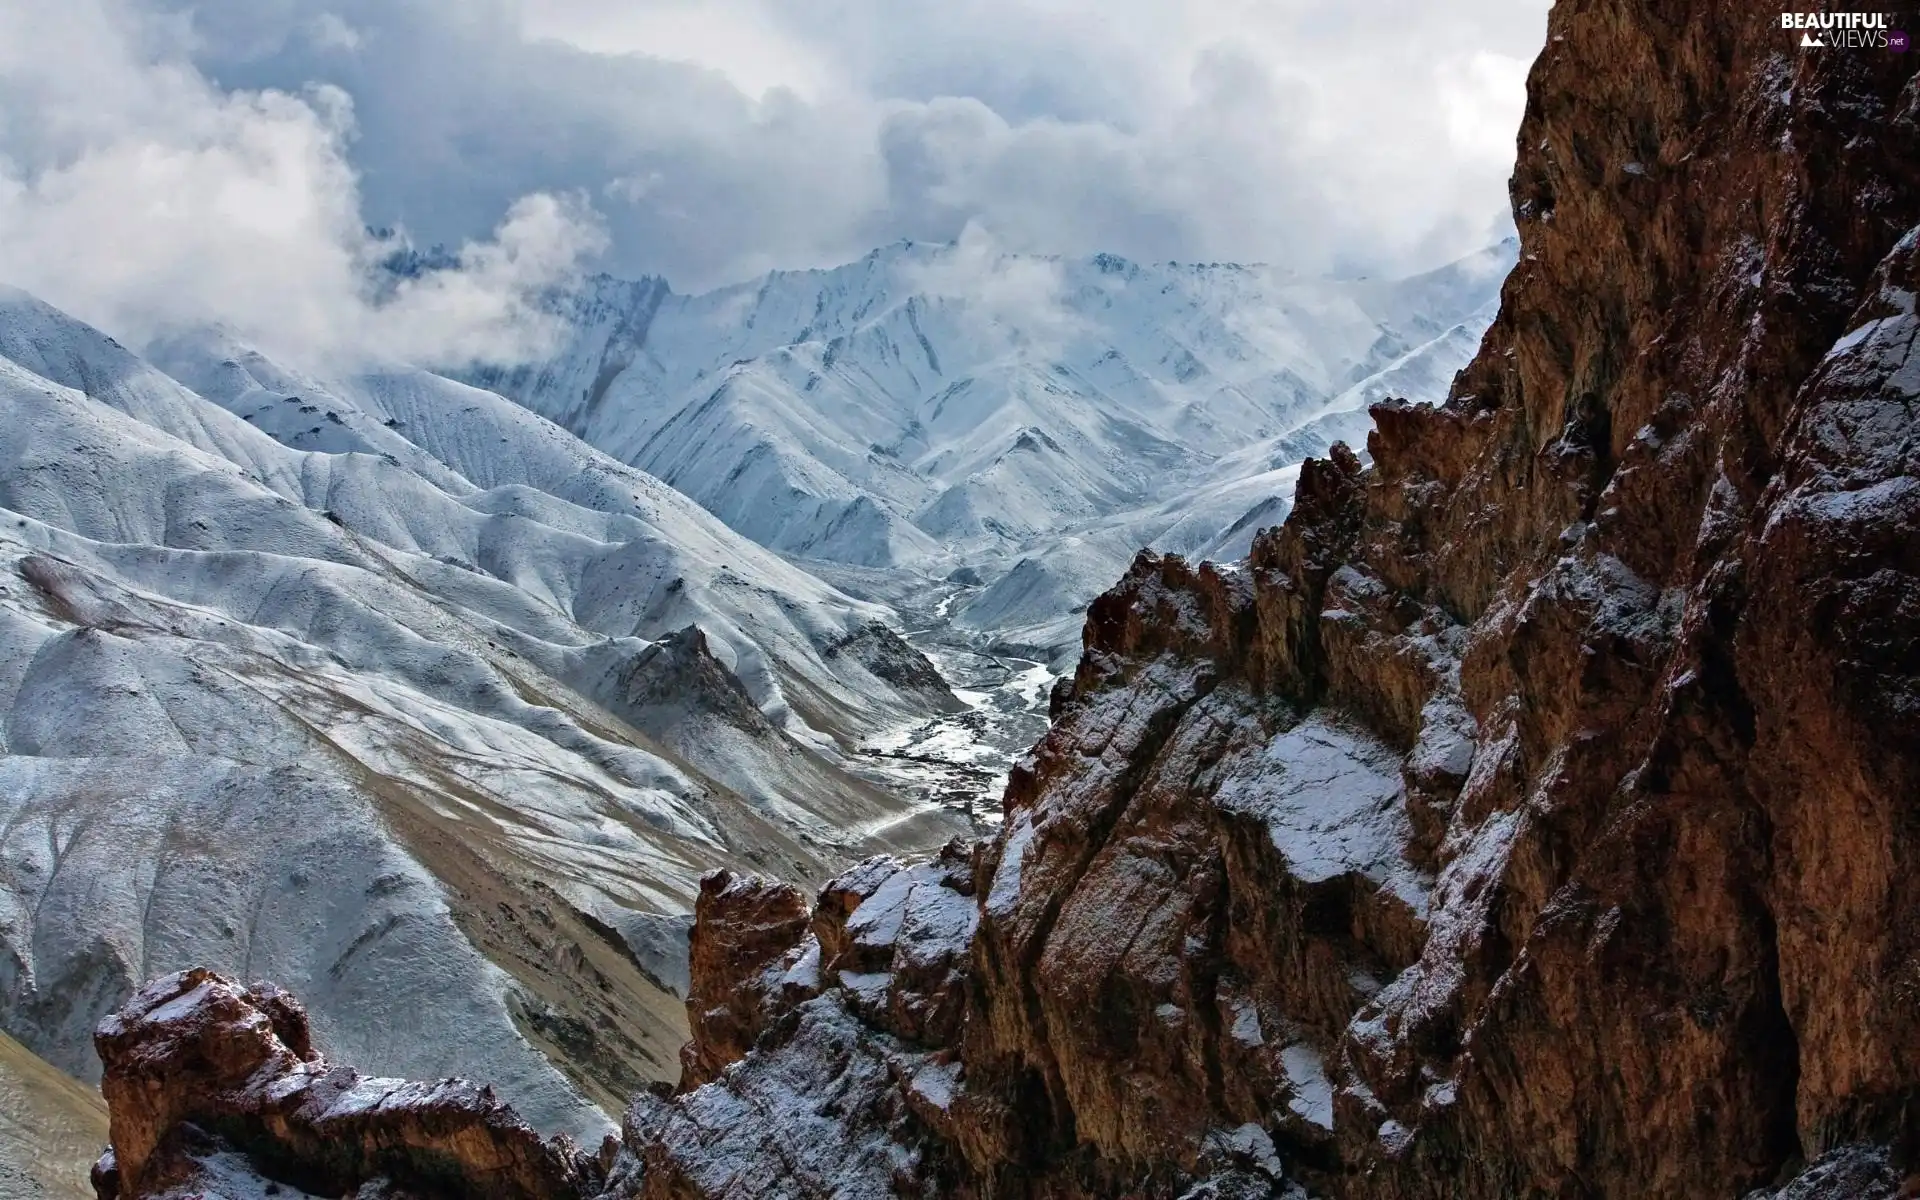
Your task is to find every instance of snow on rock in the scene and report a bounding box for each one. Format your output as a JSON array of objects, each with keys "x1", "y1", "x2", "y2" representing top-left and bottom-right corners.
[
  {"x1": 615, "y1": 542, "x2": 1457, "y2": 1196},
  {"x1": 1279, "y1": 1043, "x2": 1335, "y2": 1131},
  {"x1": 817, "y1": 847, "x2": 978, "y2": 1047},
  {"x1": 628, "y1": 997, "x2": 952, "y2": 1200},
  {"x1": 1741, "y1": 1145, "x2": 1904, "y2": 1199},
  {"x1": 984, "y1": 810, "x2": 1037, "y2": 920},
  {"x1": 90, "y1": 969, "x2": 611, "y2": 1199},
  {"x1": 623, "y1": 848, "x2": 985, "y2": 1196},
  {"x1": 1214, "y1": 714, "x2": 1432, "y2": 914},
  {"x1": 678, "y1": 871, "x2": 813, "y2": 1091},
  {"x1": 91, "y1": 969, "x2": 605, "y2": 1199}
]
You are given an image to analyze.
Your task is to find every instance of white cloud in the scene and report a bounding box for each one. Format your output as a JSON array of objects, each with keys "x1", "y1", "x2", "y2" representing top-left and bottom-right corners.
[
  {"x1": 1438, "y1": 50, "x2": 1537, "y2": 163},
  {"x1": 900, "y1": 221, "x2": 1086, "y2": 357},
  {"x1": 0, "y1": 0, "x2": 1550, "y2": 360},
  {"x1": 0, "y1": 0, "x2": 605, "y2": 368},
  {"x1": 305, "y1": 13, "x2": 364, "y2": 53},
  {"x1": 519, "y1": 0, "x2": 831, "y2": 101},
  {"x1": 370, "y1": 193, "x2": 609, "y2": 365}
]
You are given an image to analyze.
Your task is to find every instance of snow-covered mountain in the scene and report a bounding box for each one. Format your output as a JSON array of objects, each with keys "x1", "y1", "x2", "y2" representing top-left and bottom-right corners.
[
  {"x1": 0, "y1": 287, "x2": 974, "y2": 1143},
  {"x1": 471, "y1": 238, "x2": 1514, "y2": 658},
  {"x1": 944, "y1": 285, "x2": 1506, "y2": 654}
]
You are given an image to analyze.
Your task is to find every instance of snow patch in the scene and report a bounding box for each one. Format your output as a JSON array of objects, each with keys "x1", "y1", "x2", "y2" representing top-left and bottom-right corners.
[
  {"x1": 1215, "y1": 715, "x2": 1431, "y2": 913},
  {"x1": 1280, "y1": 1043, "x2": 1334, "y2": 1130}
]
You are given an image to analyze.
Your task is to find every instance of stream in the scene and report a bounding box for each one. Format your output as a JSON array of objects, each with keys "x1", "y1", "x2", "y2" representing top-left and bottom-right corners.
[{"x1": 843, "y1": 583, "x2": 1060, "y2": 828}]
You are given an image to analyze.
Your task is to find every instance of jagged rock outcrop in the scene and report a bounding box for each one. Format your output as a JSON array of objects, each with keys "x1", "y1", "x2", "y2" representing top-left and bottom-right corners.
[
  {"x1": 824, "y1": 621, "x2": 971, "y2": 715},
  {"x1": 677, "y1": 871, "x2": 812, "y2": 1090},
  {"x1": 610, "y1": 625, "x2": 777, "y2": 736},
  {"x1": 625, "y1": 848, "x2": 982, "y2": 1199},
  {"x1": 91, "y1": 970, "x2": 608, "y2": 1200}
]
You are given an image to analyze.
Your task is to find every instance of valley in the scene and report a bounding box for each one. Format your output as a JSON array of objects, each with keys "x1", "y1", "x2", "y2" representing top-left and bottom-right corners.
[
  {"x1": 447, "y1": 237, "x2": 1516, "y2": 832},
  {"x1": 839, "y1": 573, "x2": 1060, "y2": 826},
  {"x1": 472, "y1": 238, "x2": 1513, "y2": 668}
]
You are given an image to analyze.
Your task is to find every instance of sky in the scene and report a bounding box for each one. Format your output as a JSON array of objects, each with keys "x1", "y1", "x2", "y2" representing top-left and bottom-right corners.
[{"x1": 0, "y1": 0, "x2": 1550, "y2": 366}]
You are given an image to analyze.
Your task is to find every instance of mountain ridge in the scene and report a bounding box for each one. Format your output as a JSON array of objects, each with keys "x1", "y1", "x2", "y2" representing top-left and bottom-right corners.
[{"x1": 467, "y1": 238, "x2": 1515, "y2": 577}]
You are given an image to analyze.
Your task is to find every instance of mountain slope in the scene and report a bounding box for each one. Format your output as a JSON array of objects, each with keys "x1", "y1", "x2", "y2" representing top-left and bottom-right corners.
[
  {"x1": 142, "y1": 324, "x2": 959, "y2": 744},
  {"x1": 0, "y1": 291, "x2": 970, "y2": 1143},
  {"x1": 0, "y1": 1029, "x2": 105, "y2": 1200},
  {"x1": 947, "y1": 298, "x2": 1504, "y2": 658}
]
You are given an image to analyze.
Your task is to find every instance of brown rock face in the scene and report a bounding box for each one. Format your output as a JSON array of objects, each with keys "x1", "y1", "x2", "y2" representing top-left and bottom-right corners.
[
  {"x1": 677, "y1": 870, "x2": 812, "y2": 1090},
  {"x1": 92, "y1": 969, "x2": 604, "y2": 1200},
  {"x1": 626, "y1": 850, "x2": 978, "y2": 1199}
]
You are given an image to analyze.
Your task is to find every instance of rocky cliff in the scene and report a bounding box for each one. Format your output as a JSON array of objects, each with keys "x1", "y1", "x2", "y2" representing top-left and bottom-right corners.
[{"x1": 81, "y1": 0, "x2": 1920, "y2": 1197}]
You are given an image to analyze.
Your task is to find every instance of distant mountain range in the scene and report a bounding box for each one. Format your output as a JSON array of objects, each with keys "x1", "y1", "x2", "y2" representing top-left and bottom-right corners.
[{"x1": 469, "y1": 237, "x2": 1513, "y2": 655}]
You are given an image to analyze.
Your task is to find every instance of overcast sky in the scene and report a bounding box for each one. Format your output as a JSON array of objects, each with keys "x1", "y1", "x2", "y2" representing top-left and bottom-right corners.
[{"x1": 0, "y1": 0, "x2": 1549, "y2": 364}]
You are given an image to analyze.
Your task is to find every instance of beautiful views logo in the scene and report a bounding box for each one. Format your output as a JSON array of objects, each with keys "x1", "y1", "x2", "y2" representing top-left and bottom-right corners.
[{"x1": 1781, "y1": 11, "x2": 1903, "y2": 48}]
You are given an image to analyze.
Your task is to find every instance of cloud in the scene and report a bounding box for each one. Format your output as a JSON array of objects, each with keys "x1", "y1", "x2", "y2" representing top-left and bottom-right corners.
[
  {"x1": 304, "y1": 13, "x2": 363, "y2": 53},
  {"x1": 900, "y1": 221, "x2": 1086, "y2": 357},
  {"x1": 0, "y1": 0, "x2": 1550, "y2": 360},
  {"x1": 370, "y1": 193, "x2": 609, "y2": 365},
  {"x1": 0, "y1": 0, "x2": 605, "y2": 368}
]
